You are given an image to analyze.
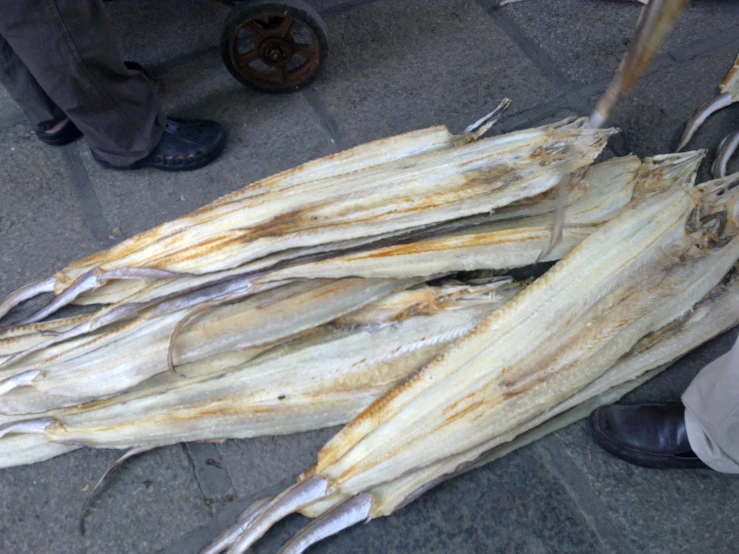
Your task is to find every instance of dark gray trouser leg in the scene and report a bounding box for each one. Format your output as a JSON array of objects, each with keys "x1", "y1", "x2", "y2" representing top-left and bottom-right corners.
[
  {"x1": 0, "y1": 0, "x2": 166, "y2": 166},
  {"x1": 0, "y1": 35, "x2": 66, "y2": 128}
]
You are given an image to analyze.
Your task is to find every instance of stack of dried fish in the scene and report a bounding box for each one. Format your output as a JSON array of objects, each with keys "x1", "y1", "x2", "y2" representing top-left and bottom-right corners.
[
  {"x1": 1, "y1": 105, "x2": 639, "y2": 462},
  {"x1": 1, "y1": 103, "x2": 738, "y2": 554},
  {"x1": 200, "y1": 164, "x2": 739, "y2": 554}
]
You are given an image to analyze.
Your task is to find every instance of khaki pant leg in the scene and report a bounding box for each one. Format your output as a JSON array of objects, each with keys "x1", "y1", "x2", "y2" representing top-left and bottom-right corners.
[{"x1": 682, "y1": 334, "x2": 739, "y2": 473}]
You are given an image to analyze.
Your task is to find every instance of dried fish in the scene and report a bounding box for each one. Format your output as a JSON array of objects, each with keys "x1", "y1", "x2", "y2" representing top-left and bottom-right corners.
[
  {"x1": 0, "y1": 109, "x2": 613, "y2": 323},
  {"x1": 712, "y1": 129, "x2": 739, "y2": 179},
  {"x1": 263, "y1": 152, "x2": 701, "y2": 282},
  {"x1": 0, "y1": 278, "x2": 413, "y2": 414},
  {"x1": 2, "y1": 101, "x2": 737, "y2": 554},
  {"x1": 0, "y1": 150, "x2": 698, "y2": 415},
  {"x1": 678, "y1": 51, "x2": 739, "y2": 152},
  {"x1": 327, "y1": 262, "x2": 739, "y2": 528},
  {"x1": 203, "y1": 168, "x2": 739, "y2": 553},
  {"x1": 0, "y1": 279, "x2": 519, "y2": 468}
]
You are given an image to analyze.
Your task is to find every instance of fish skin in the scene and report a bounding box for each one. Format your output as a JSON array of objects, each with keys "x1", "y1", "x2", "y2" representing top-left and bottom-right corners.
[
  {"x1": 311, "y1": 178, "x2": 736, "y2": 501},
  {"x1": 0, "y1": 278, "x2": 414, "y2": 415},
  {"x1": 0, "y1": 119, "x2": 611, "y2": 321},
  {"x1": 200, "y1": 180, "x2": 739, "y2": 552},
  {"x1": 0, "y1": 280, "x2": 514, "y2": 467}
]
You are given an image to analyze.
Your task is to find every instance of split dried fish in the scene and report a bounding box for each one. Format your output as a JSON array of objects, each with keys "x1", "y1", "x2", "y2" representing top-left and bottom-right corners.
[
  {"x1": 201, "y1": 167, "x2": 739, "y2": 553},
  {"x1": 1, "y1": 100, "x2": 736, "y2": 554},
  {"x1": 0, "y1": 278, "x2": 412, "y2": 414},
  {"x1": 0, "y1": 150, "x2": 700, "y2": 416},
  {"x1": 292, "y1": 266, "x2": 739, "y2": 540},
  {"x1": 0, "y1": 279, "x2": 521, "y2": 469},
  {"x1": 0, "y1": 108, "x2": 614, "y2": 324},
  {"x1": 286, "y1": 264, "x2": 739, "y2": 554},
  {"x1": 263, "y1": 152, "x2": 701, "y2": 281},
  {"x1": 712, "y1": 129, "x2": 739, "y2": 179},
  {"x1": 0, "y1": 111, "x2": 641, "y2": 420}
]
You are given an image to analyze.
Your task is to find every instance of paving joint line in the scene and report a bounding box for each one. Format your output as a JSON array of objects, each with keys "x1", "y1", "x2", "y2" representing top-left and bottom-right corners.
[
  {"x1": 533, "y1": 440, "x2": 629, "y2": 554},
  {"x1": 667, "y1": 25, "x2": 739, "y2": 64},
  {"x1": 476, "y1": 0, "x2": 573, "y2": 92},
  {"x1": 157, "y1": 477, "x2": 296, "y2": 554},
  {"x1": 562, "y1": 26, "x2": 739, "y2": 118},
  {"x1": 59, "y1": 143, "x2": 115, "y2": 247},
  {"x1": 302, "y1": 87, "x2": 345, "y2": 151},
  {"x1": 142, "y1": 7, "x2": 739, "y2": 105},
  {"x1": 562, "y1": 49, "x2": 674, "y2": 114},
  {"x1": 144, "y1": 45, "x2": 221, "y2": 80}
]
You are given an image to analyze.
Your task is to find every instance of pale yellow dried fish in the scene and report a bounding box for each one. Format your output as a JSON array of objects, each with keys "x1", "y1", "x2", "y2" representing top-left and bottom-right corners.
[
  {"x1": 0, "y1": 278, "x2": 520, "y2": 468},
  {"x1": 262, "y1": 152, "x2": 701, "y2": 282},
  {"x1": 204, "y1": 168, "x2": 739, "y2": 554},
  {"x1": 0, "y1": 108, "x2": 613, "y2": 324},
  {"x1": 288, "y1": 264, "x2": 739, "y2": 554}
]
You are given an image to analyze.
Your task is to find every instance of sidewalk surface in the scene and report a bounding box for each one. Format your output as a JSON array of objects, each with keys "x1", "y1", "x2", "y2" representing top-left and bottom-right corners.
[{"x1": 1, "y1": 1, "x2": 738, "y2": 553}]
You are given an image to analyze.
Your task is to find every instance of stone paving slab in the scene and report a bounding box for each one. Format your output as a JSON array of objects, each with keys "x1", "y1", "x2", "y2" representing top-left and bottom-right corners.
[
  {"x1": 0, "y1": 446, "x2": 209, "y2": 554},
  {"x1": 535, "y1": 330, "x2": 739, "y2": 554},
  {"x1": 168, "y1": 446, "x2": 608, "y2": 554},
  {"x1": 216, "y1": 428, "x2": 340, "y2": 500},
  {"x1": 106, "y1": 0, "x2": 228, "y2": 73},
  {"x1": 505, "y1": 0, "x2": 739, "y2": 85},
  {"x1": 0, "y1": 125, "x2": 104, "y2": 297},
  {"x1": 0, "y1": 87, "x2": 24, "y2": 130},
  {"x1": 256, "y1": 448, "x2": 607, "y2": 554},
  {"x1": 313, "y1": 0, "x2": 558, "y2": 149},
  {"x1": 603, "y1": 42, "x2": 739, "y2": 176}
]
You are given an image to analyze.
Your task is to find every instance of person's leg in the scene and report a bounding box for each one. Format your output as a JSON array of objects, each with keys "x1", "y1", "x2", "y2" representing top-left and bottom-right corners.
[
  {"x1": 588, "y1": 334, "x2": 739, "y2": 472},
  {"x1": 0, "y1": 33, "x2": 66, "y2": 128},
  {"x1": 0, "y1": 0, "x2": 165, "y2": 166},
  {"x1": 682, "y1": 335, "x2": 739, "y2": 473},
  {"x1": 0, "y1": 33, "x2": 82, "y2": 146},
  {"x1": 683, "y1": 410, "x2": 739, "y2": 473}
]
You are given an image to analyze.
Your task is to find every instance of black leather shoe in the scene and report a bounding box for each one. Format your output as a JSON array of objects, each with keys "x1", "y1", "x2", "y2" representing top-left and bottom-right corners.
[
  {"x1": 588, "y1": 402, "x2": 709, "y2": 469},
  {"x1": 92, "y1": 117, "x2": 227, "y2": 172}
]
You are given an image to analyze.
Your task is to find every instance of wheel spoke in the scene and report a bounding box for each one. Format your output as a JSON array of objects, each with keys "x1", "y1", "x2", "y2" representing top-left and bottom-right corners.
[
  {"x1": 276, "y1": 64, "x2": 289, "y2": 84},
  {"x1": 292, "y1": 41, "x2": 317, "y2": 56},
  {"x1": 227, "y1": 13, "x2": 323, "y2": 89},
  {"x1": 245, "y1": 21, "x2": 265, "y2": 38},
  {"x1": 235, "y1": 49, "x2": 260, "y2": 70},
  {"x1": 275, "y1": 17, "x2": 294, "y2": 38}
]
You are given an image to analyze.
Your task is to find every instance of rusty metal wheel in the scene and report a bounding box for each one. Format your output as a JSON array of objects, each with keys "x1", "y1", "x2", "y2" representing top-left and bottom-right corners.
[{"x1": 221, "y1": 0, "x2": 329, "y2": 93}]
